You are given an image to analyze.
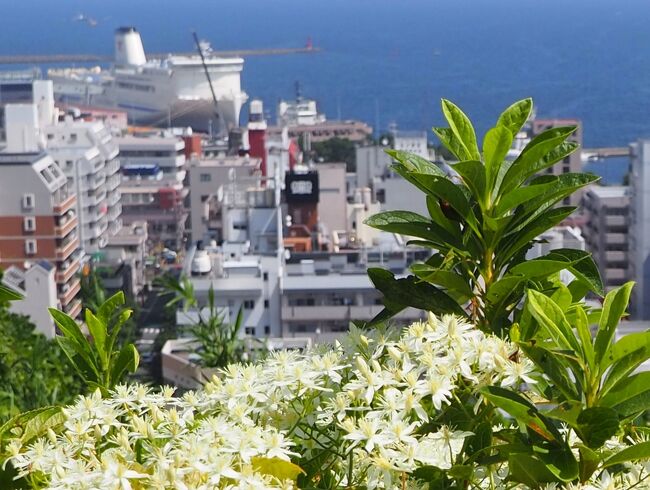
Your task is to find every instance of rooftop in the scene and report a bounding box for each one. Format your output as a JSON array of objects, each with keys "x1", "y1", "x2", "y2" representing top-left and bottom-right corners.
[{"x1": 586, "y1": 185, "x2": 629, "y2": 199}]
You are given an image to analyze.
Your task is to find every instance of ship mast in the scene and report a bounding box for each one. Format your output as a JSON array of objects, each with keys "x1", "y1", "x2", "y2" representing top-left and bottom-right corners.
[{"x1": 192, "y1": 31, "x2": 220, "y2": 133}]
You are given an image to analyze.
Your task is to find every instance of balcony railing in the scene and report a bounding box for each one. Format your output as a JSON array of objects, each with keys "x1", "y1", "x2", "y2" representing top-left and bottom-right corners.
[
  {"x1": 64, "y1": 299, "x2": 82, "y2": 319},
  {"x1": 55, "y1": 236, "x2": 80, "y2": 261},
  {"x1": 56, "y1": 254, "x2": 81, "y2": 283},
  {"x1": 54, "y1": 215, "x2": 78, "y2": 238},
  {"x1": 59, "y1": 278, "x2": 81, "y2": 306},
  {"x1": 53, "y1": 194, "x2": 76, "y2": 215}
]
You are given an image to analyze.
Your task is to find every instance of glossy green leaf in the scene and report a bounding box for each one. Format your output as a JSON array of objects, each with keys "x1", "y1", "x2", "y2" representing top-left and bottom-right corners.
[
  {"x1": 496, "y1": 98, "x2": 533, "y2": 137},
  {"x1": 576, "y1": 407, "x2": 619, "y2": 449},
  {"x1": 386, "y1": 149, "x2": 445, "y2": 176},
  {"x1": 480, "y1": 386, "x2": 561, "y2": 442},
  {"x1": 364, "y1": 210, "x2": 461, "y2": 249},
  {"x1": 453, "y1": 160, "x2": 486, "y2": 205},
  {"x1": 501, "y1": 126, "x2": 578, "y2": 192},
  {"x1": 433, "y1": 126, "x2": 473, "y2": 162},
  {"x1": 368, "y1": 268, "x2": 466, "y2": 317},
  {"x1": 110, "y1": 343, "x2": 139, "y2": 386},
  {"x1": 425, "y1": 195, "x2": 460, "y2": 236},
  {"x1": 508, "y1": 448, "x2": 579, "y2": 486},
  {"x1": 410, "y1": 263, "x2": 473, "y2": 301},
  {"x1": 526, "y1": 289, "x2": 581, "y2": 353},
  {"x1": 574, "y1": 305, "x2": 595, "y2": 372},
  {"x1": 441, "y1": 98, "x2": 481, "y2": 161},
  {"x1": 498, "y1": 206, "x2": 576, "y2": 267},
  {"x1": 602, "y1": 441, "x2": 650, "y2": 469},
  {"x1": 56, "y1": 336, "x2": 99, "y2": 382},
  {"x1": 97, "y1": 291, "x2": 125, "y2": 325},
  {"x1": 600, "y1": 371, "x2": 650, "y2": 417},
  {"x1": 546, "y1": 249, "x2": 604, "y2": 297},
  {"x1": 483, "y1": 125, "x2": 513, "y2": 192},
  {"x1": 85, "y1": 309, "x2": 107, "y2": 369},
  {"x1": 594, "y1": 282, "x2": 634, "y2": 364},
  {"x1": 49, "y1": 308, "x2": 88, "y2": 351},
  {"x1": 521, "y1": 344, "x2": 579, "y2": 401},
  {"x1": 0, "y1": 284, "x2": 22, "y2": 302}
]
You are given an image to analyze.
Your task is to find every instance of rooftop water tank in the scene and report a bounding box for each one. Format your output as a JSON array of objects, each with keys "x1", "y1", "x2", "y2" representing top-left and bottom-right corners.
[{"x1": 191, "y1": 249, "x2": 212, "y2": 276}]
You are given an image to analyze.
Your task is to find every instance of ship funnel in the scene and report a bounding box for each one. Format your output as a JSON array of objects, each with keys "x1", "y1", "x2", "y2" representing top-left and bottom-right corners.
[{"x1": 114, "y1": 27, "x2": 147, "y2": 66}]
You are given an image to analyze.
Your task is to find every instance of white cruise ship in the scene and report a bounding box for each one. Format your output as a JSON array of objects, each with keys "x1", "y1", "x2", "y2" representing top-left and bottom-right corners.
[{"x1": 48, "y1": 27, "x2": 248, "y2": 132}]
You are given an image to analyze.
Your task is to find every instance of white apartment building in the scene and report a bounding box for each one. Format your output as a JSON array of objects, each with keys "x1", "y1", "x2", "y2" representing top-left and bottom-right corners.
[
  {"x1": 582, "y1": 186, "x2": 630, "y2": 291},
  {"x1": 116, "y1": 133, "x2": 187, "y2": 250},
  {"x1": 628, "y1": 139, "x2": 650, "y2": 319},
  {"x1": 187, "y1": 153, "x2": 262, "y2": 244},
  {"x1": 4, "y1": 80, "x2": 121, "y2": 254}
]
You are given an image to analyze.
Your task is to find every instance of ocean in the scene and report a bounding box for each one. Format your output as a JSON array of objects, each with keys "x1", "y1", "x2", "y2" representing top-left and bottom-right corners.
[{"x1": 0, "y1": 0, "x2": 648, "y2": 170}]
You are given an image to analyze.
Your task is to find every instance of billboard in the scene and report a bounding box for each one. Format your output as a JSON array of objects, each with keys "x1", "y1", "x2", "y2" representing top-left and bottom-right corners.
[{"x1": 285, "y1": 171, "x2": 319, "y2": 203}]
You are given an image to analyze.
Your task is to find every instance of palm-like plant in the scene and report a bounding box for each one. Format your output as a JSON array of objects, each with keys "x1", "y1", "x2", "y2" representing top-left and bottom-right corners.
[
  {"x1": 156, "y1": 274, "x2": 247, "y2": 369},
  {"x1": 365, "y1": 98, "x2": 602, "y2": 335}
]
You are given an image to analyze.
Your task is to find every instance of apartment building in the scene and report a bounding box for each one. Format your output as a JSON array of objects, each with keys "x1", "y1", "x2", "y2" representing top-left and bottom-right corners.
[
  {"x1": 187, "y1": 152, "x2": 262, "y2": 244},
  {"x1": 116, "y1": 133, "x2": 187, "y2": 250},
  {"x1": 628, "y1": 140, "x2": 650, "y2": 319},
  {"x1": 0, "y1": 152, "x2": 82, "y2": 319},
  {"x1": 4, "y1": 80, "x2": 121, "y2": 254},
  {"x1": 582, "y1": 186, "x2": 629, "y2": 291}
]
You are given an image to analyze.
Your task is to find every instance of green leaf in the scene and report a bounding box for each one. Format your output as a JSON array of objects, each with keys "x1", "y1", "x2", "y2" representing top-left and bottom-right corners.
[
  {"x1": 594, "y1": 282, "x2": 634, "y2": 364},
  {"x1": 498, "y1": 206, "x2": 576, "y2": 267},
  {"x1": 56, "y1": 336, "x2": 100, "y2": 382},
  {"x1": 496, "y1": 98, "x2": 533, "y2": 137},
  {"x1": 602, "y1": 330, "x2": 650, "y2": 371},
  {"x1": 85, "y1": 309, "x2": 107, "y2": 370},
  {"x1": 526, "y1": 290, "x2": 581, "y2": 353},
  {"x1": 483, "y1": 126, "x2": 513, "y2": 192},
  {"x1": 497, "y1": 173, "x2": 599, "y2": 219},
  {"x1": 97, "y1": 291, "x2": 125, "y2": 325},
  {"x1": 425, "y1": 195, "x2": 461, "y2": 236},
  {"x1": 602, "y1": 441, "x2": 650, "y2": 469},
  {"x1": 480, "y1": 386, "x2": 561, "y2": 442},
  {"x1": 600, "y1": 371, "x2": 650, "y2": 417},
  {"x1": 433, "y1": 127, "x2": 473, "y2": 162},
  {"x1": 501, "y1": 126, "x2": 578, "y2": 192},
  {"x1": 252, "y1": 456, "x2": 304, "y2": 482},
  {"x1": 453, "y1": 160, "x2": 487, "y2": 206},
  {"x1": 574, "y1": 305, "x2": 595, "y2": 372},
  {"x1": 521, "y1": 344, "x2": 579, "y2": 401},
  {"x1": 106, "y1": 309, "x2": 133, "y2": 360},
  {"x1": 441, "y1": 98, "x2": 481, "y2": 161},
  {"x1": 110, "y1": 343, "x2": 139, "y2": 386},
  {"x1": 386, "y1": 149, "x2": 445, "y2": 176},
  {"x1": 508, "y1": 448, "x2": 578, "y2": 487},
  {"x1": 0, "y1": 284, "x2": 22, "y2": 302},
  {"x1": 391, "y1": 167, "x2": 479, "y2": 232},
  {"x1": 410, "y1": 263, "x2": 473, "y2": 301},
  {"x1": 576, "y1": 407, "x2": 619, "y2": 449},
  {"x1": 547, "y1": 249, "x2": 604, "y2": 297},
  {"x1": 368, "y1": 268, "x2": 466, "y2": 318},
  {"x1": 49, "y1": 308, "x2": 88, "y2": 351},
  {"x1": 364, "y1": 211, "x2": 461, "y2": 249}
]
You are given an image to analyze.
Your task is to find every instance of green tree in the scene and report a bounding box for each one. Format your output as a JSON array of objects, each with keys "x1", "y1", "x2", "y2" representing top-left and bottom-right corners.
[
  {"x1": 365, "y1": 98, "x2": 602, "y2": 335},
  {"x1": 312, "y1": 137, "x2": 357, "y2": 172}
]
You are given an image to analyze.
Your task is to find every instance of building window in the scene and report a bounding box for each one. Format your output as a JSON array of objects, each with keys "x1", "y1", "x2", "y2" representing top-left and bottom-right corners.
[
  {"x1": 243, "y1": 300, "x2": 255, "y2": 310},
  {"x1": 264, "y1": 299, "x2": 269, "y2": 308},
  {"x1": 244, "y1": 327, "x2": 256, "y2": 336},
  {"x1": 22, "y1": 193, "x2": 35, "y2": 210},
  {"x1": 263, "y1": 272, "x2": 268, "y2": 281},
  {"x1": 25, "y1": 239, "x2": 37, "y2": 255},
  {"x1": 23, "y1": 216, "x2": 36, "y2": 232},
  {"x1": 200, "y1": 173, "x2": 211, "y2": 182},
  {"x1": 264, "y1": 325, "x2": 270, "y2": 336}
]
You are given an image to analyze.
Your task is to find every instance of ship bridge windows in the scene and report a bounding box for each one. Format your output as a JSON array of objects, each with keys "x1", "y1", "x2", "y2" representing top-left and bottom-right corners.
[{"x1": 116, "y1": 81, "x2": 155, "y2": 93}]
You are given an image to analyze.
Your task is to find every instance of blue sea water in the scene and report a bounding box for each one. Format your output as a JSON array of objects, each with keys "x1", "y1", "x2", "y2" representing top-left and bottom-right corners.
[{"x1": 0, "y1": 0, "x2": 649, "y2": 159}]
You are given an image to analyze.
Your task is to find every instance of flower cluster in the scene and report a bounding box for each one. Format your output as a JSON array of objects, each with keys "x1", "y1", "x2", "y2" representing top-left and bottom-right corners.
[{"x1": 5, "y1": 314, "x2": 649, "y2": 489}]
